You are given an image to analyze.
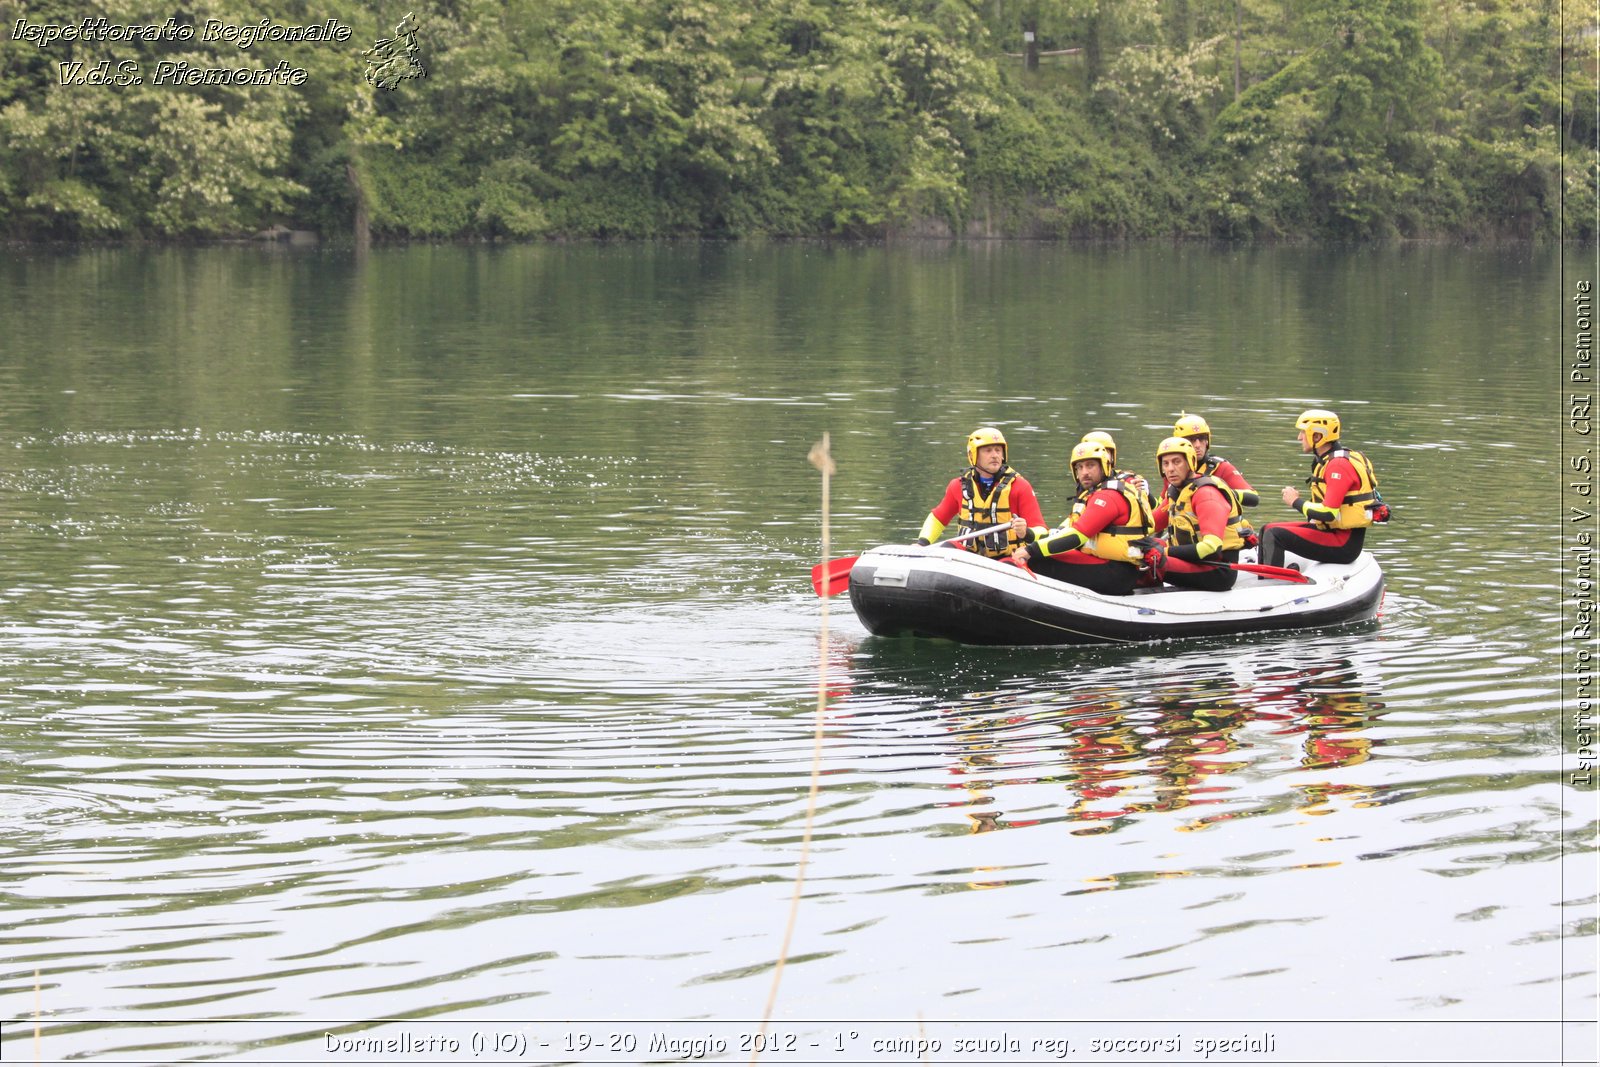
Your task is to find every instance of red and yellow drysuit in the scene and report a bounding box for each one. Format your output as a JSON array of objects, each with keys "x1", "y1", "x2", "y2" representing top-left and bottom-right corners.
[
  {"x1": 1259, "y1": 446, "x2": 1381, "y2": 568},
  {"x1": 919, "y1": 465, "x2": 1046, "y2": 559},
  {"x1": 1019, "y1": 478, "x2": 1153, "y2": 596},
  {"x1": 1153, "y1": 475, "x2": 1246, "y2": 592}
]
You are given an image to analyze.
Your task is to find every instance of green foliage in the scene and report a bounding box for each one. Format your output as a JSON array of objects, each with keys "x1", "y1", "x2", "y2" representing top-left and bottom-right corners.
[
  {"x1": 1194, "y1": 0, "x2": 1449, "y2": 238},
  {"x1": 472, "y1": 157, "x2": 551, "y2": 238},
  {"x1": 1425, "y1": 0, "x2": 1570, "y2": 238},
  {"x1": 1093, "y1": 30, "x2": 1229, "y2": 149},
  {"x1": 967, "y1": 78, "x2": 1177, "y2": 237},
  {"x1": 0, "y1": 0, "x2": 311, "y2": 238},
  {"x1": 0, "y1": 0, "x2": 1591, "y2": 240},
  {"x1": 360, "y1": 146, "x2": 474, "y2": 237}
]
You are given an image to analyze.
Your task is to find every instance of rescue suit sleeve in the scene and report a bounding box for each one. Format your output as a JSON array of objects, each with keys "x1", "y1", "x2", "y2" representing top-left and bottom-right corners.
[
  {"x1": 918, "y1": 479, "x2": 965, "y2": 542},
  {"x1": 1038, "y1": 527, "x2": 1086, "y2": 556},
  {"x1": 1007, "y1": 477, "x2": 1048, "y2": 529},
  {"x1": 1215, "y1": 460, "x2": 1259, "y2": 507},
  {"x1": 1037, "y1": 489, "x2": 1128, "y2": 558},
  {"x1": 1295, "y1": 455, "x2": 1359, "y2": 525}
]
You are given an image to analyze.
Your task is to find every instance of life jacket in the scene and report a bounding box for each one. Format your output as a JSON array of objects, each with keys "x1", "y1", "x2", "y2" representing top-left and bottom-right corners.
[
  {"x1": 1076, "y1": 470, "x2": 1155, "y2": 515},
  {"x1": 1165, "y1": 475, "x2": 1245, "y2": 551},
  {"x1": 1079, "y1": 478, "x2": 1155, "y2": 563},
  {"x1": 1306, "y1": 446, "x2": 1380, "y2": 530},
  {"x1": 957, "y1": 466, "x2": 1024, "y2": 557}
]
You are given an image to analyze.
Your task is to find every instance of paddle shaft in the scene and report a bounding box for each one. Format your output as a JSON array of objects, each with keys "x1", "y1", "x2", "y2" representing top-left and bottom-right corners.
[
  {"x1": 1128, "y1": 544, "x2": 1309, "y2": 583},
  {"x1": 932, "y1": 521, "x2": 1015, "y2": 548},
  {"x1": 1210, "y1": 559, "x2": 1310, "y2": 582}
]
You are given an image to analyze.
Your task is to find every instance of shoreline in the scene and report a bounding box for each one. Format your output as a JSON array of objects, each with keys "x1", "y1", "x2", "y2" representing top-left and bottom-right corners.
[{"x1": 1, "y1": 232, "x2": 1579, "y2": 250}]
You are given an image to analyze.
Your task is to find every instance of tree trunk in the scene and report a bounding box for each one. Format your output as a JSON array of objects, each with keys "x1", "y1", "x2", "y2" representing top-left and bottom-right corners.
[
  {"x1": 1233, "y1": 0, "x2": 1243, "y2": 102},
  {"x1": 347, "y1": 157, "x2": 370, "y2": 250}
]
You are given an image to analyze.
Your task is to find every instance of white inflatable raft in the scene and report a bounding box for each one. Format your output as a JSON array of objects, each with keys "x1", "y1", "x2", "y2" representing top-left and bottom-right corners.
[{"x1": 846, "y1": 545, "x2": 1384, "y2": 645}]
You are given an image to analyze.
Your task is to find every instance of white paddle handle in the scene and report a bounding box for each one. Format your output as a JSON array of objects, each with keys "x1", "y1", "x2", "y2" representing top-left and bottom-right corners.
[{"x1": 935, "y1": 521, "x2": 1014, "y2": 547}]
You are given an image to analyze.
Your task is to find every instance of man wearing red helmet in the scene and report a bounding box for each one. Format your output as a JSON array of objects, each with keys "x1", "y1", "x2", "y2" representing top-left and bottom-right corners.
[
  {"x1": 1010, "y1": 439, "x2": 1153, "y2": 596},
  {"x1": 915, "y1": 426, "x2": 1046, "y2": 559},
  {"x1": 1150, "y1": 436, "x2": 1247, "y2": 592},
  {"x1": 1259, "y1": 409, "x2": 1384, "y2": 569}
]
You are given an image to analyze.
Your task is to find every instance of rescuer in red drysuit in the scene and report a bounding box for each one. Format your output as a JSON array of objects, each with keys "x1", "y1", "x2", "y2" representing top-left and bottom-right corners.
[
  {"x1": 1258, "y1": 409, "x2": 1386, "y2": 569},
  {"x1": 1011, "y1": 439, "x2": 1153, "y2": 596},
  {"x1": 916, "y1": 426, "x2": 1046, "y2": 559}
]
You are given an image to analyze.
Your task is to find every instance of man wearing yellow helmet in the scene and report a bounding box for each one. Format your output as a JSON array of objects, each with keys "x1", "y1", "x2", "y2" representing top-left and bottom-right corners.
[
  {"x1": 1172, "y1": 413, "x2": 1260, "y2": 510},
  {"x1": 1259, "y1": 409, "x2": 1385, "y2": 569},
  {"x1": 1011, "y1": 439, "x2": 1153, "y2": 596},
  {"x1": 1079, "y1": 430, "x2": 1155, "y2": 511},
  {"x1": 915, "y1": 426, "x2": 1046, "y2": 559},
  {"x1": 1150, "y1": 436, "x2": 1246, "y2": 591}
]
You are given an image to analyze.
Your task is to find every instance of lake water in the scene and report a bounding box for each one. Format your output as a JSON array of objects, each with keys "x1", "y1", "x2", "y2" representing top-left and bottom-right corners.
[{"x1": 0, "y1": 243, "x2": 1593, "y2": 1065}]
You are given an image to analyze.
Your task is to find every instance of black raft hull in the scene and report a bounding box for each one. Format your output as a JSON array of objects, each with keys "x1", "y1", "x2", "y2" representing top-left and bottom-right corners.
[{"x1": 847, "y1": 545, "x2": 1384, "y2": 646}]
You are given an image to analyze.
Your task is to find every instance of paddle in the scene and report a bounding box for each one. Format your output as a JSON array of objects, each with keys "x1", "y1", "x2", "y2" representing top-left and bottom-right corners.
[
  {"x1": 1003, "y1": 554, "x2": 1039, "y2": 581},
  {"x1": 810, "y1": 522, "x2": 1014, "y2": 597},
  {"x1": 1137, "y1": 545, "x2": 1311, "y2": 584},
  {"x1": 1206, "y1": 559, "x2": 1310, "y2": 583}
]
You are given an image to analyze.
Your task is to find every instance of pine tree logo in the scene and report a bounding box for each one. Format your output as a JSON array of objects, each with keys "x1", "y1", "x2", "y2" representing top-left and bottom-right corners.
[{"x1": 363, "y1": 13, "x2": 426, "y2": 90}]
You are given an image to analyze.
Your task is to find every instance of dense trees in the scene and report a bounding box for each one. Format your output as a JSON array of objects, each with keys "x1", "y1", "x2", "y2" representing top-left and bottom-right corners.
[{"x1": 0, "y1": 0, "x2": 1591, "y2": 240}]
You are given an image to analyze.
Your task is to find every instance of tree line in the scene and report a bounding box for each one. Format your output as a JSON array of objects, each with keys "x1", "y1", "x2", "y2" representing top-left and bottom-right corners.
[{"x1": 1, "y1": 0, "x2": 1592, "y2": 242}]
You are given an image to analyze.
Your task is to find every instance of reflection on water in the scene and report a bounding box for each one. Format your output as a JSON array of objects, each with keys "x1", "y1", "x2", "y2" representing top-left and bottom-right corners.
[
  {"x1": 845, "y1": 653, "x2": 1389, "y2": 844},
  {"x1": 0, "y1": 245, "x2": 1590, "y2": 1062}
]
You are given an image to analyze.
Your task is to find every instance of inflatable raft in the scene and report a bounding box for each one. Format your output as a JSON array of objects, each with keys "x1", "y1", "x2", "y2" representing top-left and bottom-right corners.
[{"x1": 846, "y1": 545, "x2": 1384, "y2": 645}]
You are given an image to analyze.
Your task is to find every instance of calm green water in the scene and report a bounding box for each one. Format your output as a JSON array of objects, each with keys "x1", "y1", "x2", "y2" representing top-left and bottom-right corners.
[{"x1": 0, "y1": 243, "x2": 1592, "y2": 1064}]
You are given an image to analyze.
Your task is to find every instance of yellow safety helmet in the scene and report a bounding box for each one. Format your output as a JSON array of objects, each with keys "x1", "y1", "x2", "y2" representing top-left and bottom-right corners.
[
  {"x1": 1156, "y1": 435, "x2": 1200, "y2": 474},
  {"x1": 966, "y1": 426, "x2": 1008, "y2": 466},
  {"x1": 1080, "y1": 430, "x2": 1118, "y2": 467},
  {"x1": 1173, "y1": 413, "x2": 1211, "y2": 440},
  {"x1": 1295, "y1": 409, "x2": 1341, "y2": 444},
  {"x1": 1070, "y1": 439, "x2": 1114, "y2": 481}
]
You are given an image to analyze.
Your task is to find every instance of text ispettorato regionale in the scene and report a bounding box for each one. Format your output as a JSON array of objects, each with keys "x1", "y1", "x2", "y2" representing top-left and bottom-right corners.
[{"x1": 13, "y1": 17, "x2": 353, "y2": 50}]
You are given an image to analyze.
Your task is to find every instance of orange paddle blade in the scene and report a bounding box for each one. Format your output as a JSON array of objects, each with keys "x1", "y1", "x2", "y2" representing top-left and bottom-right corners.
[
  {"x1": 811, "y1": 555, "x2": 859, "y2": 597},
  {"x1": 1003, "y1": 555, "x2": 1039, "y2": 581}
]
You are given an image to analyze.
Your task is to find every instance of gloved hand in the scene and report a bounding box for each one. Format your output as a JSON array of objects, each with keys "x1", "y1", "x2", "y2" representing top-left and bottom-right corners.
[
  {"x1": 914, "y1": 538, "x2": 931, "y2": 546},
  {"x1": 1141, "y1": 541, "x2": 1167, "y2": 579}
]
